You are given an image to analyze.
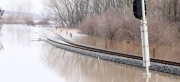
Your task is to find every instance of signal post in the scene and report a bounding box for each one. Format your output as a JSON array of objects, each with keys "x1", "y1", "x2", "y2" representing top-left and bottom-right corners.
[{"x1": 133, "y1": 0, "x2": 151, "y2": 78}]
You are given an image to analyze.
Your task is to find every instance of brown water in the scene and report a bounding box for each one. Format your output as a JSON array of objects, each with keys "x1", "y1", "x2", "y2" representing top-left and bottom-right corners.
[
  {"x1": 65, "y1": 35, "x2": 180, "y2": 62},
  {"x1": 0, "y1": 25, "x2": 180, "y2": 82},
  {"x1": 43, "y1": 44, "x2": 180, "y2": 82}
]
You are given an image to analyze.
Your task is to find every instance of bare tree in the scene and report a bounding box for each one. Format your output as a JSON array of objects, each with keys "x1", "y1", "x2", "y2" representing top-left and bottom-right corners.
[
  {"x1": 3, "y1": 0, "x2": 33, "y2": 25},
  {"x1": 0, "y1": 8, "x2": 4, "y2": 27},
  {"x1": 43, "y1": 0, "x2": 180, "y2": 46},
  {"x1": 0, "y1": 7, "x2": 4, "y2": 50},
  {"x1": 22, "y1": 0, "x2": 33, "y2": 26}
]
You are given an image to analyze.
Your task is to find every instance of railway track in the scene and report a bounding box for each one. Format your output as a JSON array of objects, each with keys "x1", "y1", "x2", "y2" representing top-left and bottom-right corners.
[{"x1": 47, "y1": 35, "x2": 180, "y2": 67}]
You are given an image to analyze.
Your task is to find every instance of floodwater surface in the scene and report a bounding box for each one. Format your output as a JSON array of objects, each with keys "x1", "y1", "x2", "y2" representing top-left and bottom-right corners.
[
  {"x1": 62, "y1": 31, "x2": 180, "y2": 62},
  {"x1": 54, "y1": 28, "x2": 180, "y2": 62},
  {"x1": 0, "y1": 25, "x2": 180, "y2": 82}
]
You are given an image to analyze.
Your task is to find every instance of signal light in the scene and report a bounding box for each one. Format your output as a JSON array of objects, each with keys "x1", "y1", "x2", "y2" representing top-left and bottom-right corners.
[{"x1": 133, "y1": 0, "x2": 147, "y2": 20}]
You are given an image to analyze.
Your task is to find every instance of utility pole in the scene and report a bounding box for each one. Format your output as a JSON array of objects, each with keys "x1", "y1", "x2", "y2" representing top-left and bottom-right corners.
[
  {"x1": 133, "y1": 0, "x2": 151, "y2": 78},
  {"x1": 141, "y1": 0, "x2": 151, "y2": 78}
]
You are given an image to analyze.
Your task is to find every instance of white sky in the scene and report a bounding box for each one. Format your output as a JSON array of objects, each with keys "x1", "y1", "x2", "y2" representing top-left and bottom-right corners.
[{"x1": 0, "y1": 0, "x2": 43, "y2": 14}]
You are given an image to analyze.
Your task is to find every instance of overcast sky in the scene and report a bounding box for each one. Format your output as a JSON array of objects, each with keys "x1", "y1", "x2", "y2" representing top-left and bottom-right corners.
[{"x1": 0, "y1": 0, "x2": 43, "y2": 14}]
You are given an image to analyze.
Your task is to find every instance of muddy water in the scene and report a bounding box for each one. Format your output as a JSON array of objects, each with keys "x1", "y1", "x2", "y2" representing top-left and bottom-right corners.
[
  {"x1": 43, "y1": 45, "x2": 180, "y2": 82},
  {"x1": 0, "y1": 25, "x2": 64, "y2": 82},
  {"x1": 65, "y1": 35, "x2": 180, "y2": 62},
  {"x1": 0, "y1": 25, "x2": 180, "y2": 82}
]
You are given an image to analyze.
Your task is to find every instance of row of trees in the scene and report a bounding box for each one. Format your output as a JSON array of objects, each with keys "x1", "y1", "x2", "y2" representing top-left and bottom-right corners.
[
  {"x1": 0, "y1": 8, "x2": 4, "y2": 28},
  {"x1": 0, "y1": 8, "x2": 4, "y2": 20},
  {"x1": 43, "y1": 0, "x2": 180, "y2": 25},
  {"x1": 43, "y1": 0, "x2": 134, "y2": 27},
  {"x1": 3, "y1": 13, "x2": 34, "y2": 25},
  {"x1": 147, "y1": 0, "x2": 180, "y2": 22},
  {"x1": 0, "y1": 8, "x2": 4, "y2": 50},
  {"x1": 44, "y1": 0, "x2": 180, "y2": 46},
  {"x1": 2, "y1": 0, "x2": 34, "y2": 25}
]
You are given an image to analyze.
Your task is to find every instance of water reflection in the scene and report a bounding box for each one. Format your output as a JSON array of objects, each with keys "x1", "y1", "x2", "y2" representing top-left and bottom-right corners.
[
  {"x1": 145, "y1": 77, "x2": 150, "y2": 82},
  {"x1": 42, "y1": 45, "x2": 180, "y2": 82},
  {"x1": 0, "y1": 25, "x2": 67, "y2": 82},
  {"x1": 0, "y1": 29, "x2": 3, "y2": 50}
]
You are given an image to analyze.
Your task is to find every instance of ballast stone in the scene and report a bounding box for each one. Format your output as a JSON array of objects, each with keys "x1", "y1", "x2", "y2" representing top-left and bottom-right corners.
[{"x1": 44, "y1": 35, "x2": 180, "y2": 76}]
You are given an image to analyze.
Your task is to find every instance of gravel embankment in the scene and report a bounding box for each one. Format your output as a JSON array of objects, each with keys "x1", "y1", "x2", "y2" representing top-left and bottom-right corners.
[{"x1": 44, "y1": 34, "x2": 180, "y2": 76}]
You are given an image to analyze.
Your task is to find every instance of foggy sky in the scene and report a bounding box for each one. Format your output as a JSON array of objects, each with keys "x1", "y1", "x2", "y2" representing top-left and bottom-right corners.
[{"x1": 0, "y1": 0, "x2": 43, "y2": 14}]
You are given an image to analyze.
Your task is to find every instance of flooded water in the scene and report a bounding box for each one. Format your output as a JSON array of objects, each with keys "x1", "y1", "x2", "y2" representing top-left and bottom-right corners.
[
  {"x1": 0, "y1": 25, "x2": 64, "y2": 82},
  {"x1": 43, "y1": 45, "x2": 180, "y2": 82},
  {"x1": 0, "y1": 25, "x2": 180, "y2": 82},
  {"x1": 63, "y1": 35, "x2": 180, "y2": 62}
]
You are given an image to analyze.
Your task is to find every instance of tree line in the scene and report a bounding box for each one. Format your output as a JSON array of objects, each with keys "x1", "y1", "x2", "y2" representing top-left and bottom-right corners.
[
  {"x1": 43, "y1": 0, "x2": 135, "y2": 27},
  {"x1": 43, "y1": 0, "x2": 180, "y2": 26},
  {"x1": 2, "y1": 0, "x2": 35, "y2": 25},
  {"x1": 44, "y1": 0, "x2": 180, "y2": 46}
]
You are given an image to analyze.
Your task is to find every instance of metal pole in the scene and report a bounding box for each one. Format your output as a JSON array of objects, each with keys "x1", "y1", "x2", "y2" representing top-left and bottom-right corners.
[
  {"x1": 141, "y1": 0, "x2": 151, "y2": 78},
  {"x1": 145, "y1": 77, "x2": 150, "y2": 82}
]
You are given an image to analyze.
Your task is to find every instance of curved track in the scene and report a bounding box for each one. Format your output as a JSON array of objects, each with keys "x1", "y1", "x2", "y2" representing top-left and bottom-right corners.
[{"x1": 47, "y1": 35, "x2": 180, "y2": 67}]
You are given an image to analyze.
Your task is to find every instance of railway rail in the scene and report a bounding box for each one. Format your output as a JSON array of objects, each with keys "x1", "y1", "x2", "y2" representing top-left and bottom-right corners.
[{"x1": 47, "y1": 35, "x2": 180, "y2": 67}]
